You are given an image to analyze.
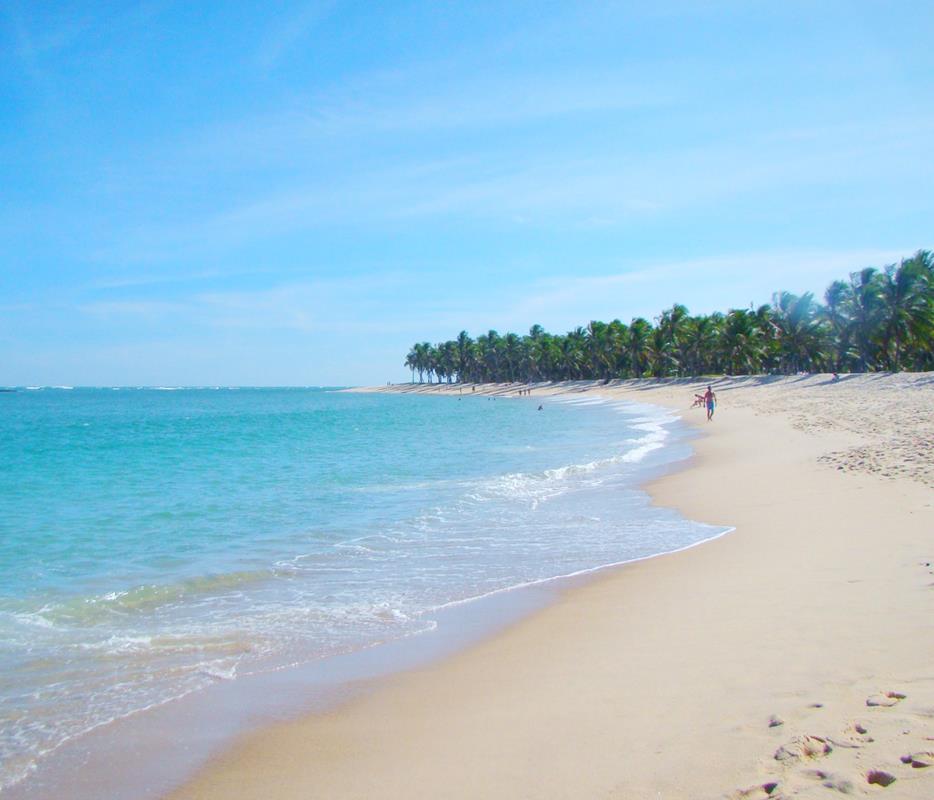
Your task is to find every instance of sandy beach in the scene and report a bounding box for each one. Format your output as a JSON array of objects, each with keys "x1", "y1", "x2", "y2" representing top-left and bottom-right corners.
[{"x1": 168, "y1": 374, "x2": 934, "y2": 800}]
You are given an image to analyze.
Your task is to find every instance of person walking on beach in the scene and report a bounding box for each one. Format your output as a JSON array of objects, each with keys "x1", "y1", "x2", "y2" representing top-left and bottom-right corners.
[{"x1": 703, "y1": 385, "x2": 717, "y2": 421}]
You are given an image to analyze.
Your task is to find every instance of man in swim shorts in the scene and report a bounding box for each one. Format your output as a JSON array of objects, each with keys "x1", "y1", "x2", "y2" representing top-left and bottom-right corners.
[{"x1": 703, "y1": 385, "x2": 717, "y2": 421}]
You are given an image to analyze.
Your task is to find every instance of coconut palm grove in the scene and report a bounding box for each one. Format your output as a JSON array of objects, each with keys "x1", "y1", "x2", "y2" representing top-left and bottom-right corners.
[{"x1": 404, "y1": 251, "x2": 934, "y2": 383}]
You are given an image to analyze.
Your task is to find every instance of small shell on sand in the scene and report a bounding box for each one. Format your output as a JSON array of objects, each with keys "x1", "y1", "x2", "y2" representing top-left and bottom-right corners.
[
  {"x1": 774, "y1": 735, "x2": 832, "y2": 761},
  {"x1": 866, "y1": 691, "x2": 906, "y2": 707}
]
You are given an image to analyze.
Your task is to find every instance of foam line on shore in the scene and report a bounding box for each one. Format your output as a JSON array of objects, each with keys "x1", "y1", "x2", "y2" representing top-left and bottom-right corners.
[
  {"x1": 428, "y1": 523, "x2": 736, "y2": 613},
  {"x1": 166, "y1": 374, "x2": 934, "y2": 800}
]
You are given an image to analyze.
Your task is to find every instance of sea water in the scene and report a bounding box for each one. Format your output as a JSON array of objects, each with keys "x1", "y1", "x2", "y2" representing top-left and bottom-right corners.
[{"x1": 0, "y1": 387, "x2": 723, "y2": 792}]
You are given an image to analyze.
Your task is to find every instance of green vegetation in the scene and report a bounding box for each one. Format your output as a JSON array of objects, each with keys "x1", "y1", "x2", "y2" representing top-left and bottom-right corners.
[{"x1": 405, "y1": 251, "x2": 934, "y2": 383}]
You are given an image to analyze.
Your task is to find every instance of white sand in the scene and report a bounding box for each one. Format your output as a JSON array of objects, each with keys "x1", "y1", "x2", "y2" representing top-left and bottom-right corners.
[{"x1": 169, "y1": 374, "x2": 934, "y2": 799}]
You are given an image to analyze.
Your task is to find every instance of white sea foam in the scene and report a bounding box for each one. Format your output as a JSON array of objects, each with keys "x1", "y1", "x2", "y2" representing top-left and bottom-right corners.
[
  {"x1": 197, "y1": 662, "x2": 238, "y2": 681},
  {"x1": 551, "y1": 395, "x2": 608, "y2": 406},
  {"x1": 463, "y1": 408, "x2": 676, "y2": 503},
  {"x1": 429, "y1": 524, "x2": 735, "y2": 613},
  {"x1": 7, "y1": 610, "x2": 59, "y2": 630},
  {"x1": 0, "y1": 389, "x2": 717, "y2": 796}
]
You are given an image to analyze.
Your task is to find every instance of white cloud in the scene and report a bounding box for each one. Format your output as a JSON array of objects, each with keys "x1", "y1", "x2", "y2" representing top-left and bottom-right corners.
[
  {"x1": 502, "y1": 248, "x2": 916, "y2": 329},
  {"x1": 254, "y1": 1, "x2": 336, "y2": 70},
  {"x1": 79, "y1": 273, "x2": 426, "y2": 335},
  {"x1": 90, "y1": 104, "x2": 934, "y2": 266}
]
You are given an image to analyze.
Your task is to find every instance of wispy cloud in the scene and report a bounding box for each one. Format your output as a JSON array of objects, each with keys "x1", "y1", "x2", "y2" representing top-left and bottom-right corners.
[
  {"x1": 502, "y1": 248, "x2": 917, "y2": 329},
  {"x1": 173, "y1": 69, "x2": 672, "y2": 165},
  {"x1": 91, "y1": 269, "x2": 229, "y2": 290},
  {"x1": 316, "y1": 74, "x2": 671, "y2": 134},
  {"x1": 91, "y1": 113, "x2": 934, "y2": 267},
  {"x1": 79, "y1": 272, "x2": 425, "y2": 335},
  {"x1": 254, "y1": 1, "x2": 336, "y2": 70},
  {"x1": 79, "y1": 299, "x2": 190, "y2": 319},
  {"x1": 1, "y1": 2, "x2": 79, "y2": 84}
]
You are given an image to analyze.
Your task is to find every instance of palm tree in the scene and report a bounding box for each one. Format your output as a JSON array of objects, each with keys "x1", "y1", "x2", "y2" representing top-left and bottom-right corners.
[
  {"x1": 503, "y1": 332, "x2": 523, "y2": 382},
  {"x1": 749, "y1": 305, "x2": 778, "y2": 373},
  {"x1": 455, "y1": 331, "x2": 475, "y2": 383},
  {"x1": 404, "y1": 251, "x2": 931, "y2": 382},
  {"x1": 425, "y1": 343, "x2": 439, "y2": 383},
  {"x1": 412, "y1": 342, "x2": 431, "y2": 383},
  {"x1": 647, "y1": 326, "x2": 675, "y2": 376},
  {"x1": 558, "y1": 331, "x2": 584, "y2": 379},
  {"x1": 656, "y1": 304, "x2": 689, "y2": 376},
  {"x1": 720, "y1": 309, "x2": 764, "y2": 375},
  {"x1": 540, "y1": 334, "x2": 563, "y2": 379},
  {"x1": 877, "y1": 254, "x2": 934, "y2": 370},
  {"x1": 606, "y1": 319, "x2": 628, "y2": 378},
  {"x1": 404, "y1": 348, "x2": 417, "y2": 383},
  {"x1": 437, "y1": 341, "x2": 458, "y2": 383},
  {"x1": 585, "y1": 320, "x2": 614, "y2": 380},
  {"x1": 525, "y1": 325, "x2": 547, "y2": 381},
  {"x1": 846, "y1": 268, "x2": 884, "y2": 370},
  {"x1": 628, "y1": 318, "x2": 652, "y2": 378},
  {"x1": 822, "y1": 281, "x2": 852, "y2": 371},
  {"x1": 473, "y1": 331, "x2": 503, "y2": 382},
  {"x1": 898, "y1": 250, "x2": 934, "y2": 369},
  {"x1": 771, "y1": 292, "x2": 827, "y2": 374},
  {"x1": 681, "y1": 315, "x2": 718, "y2": 376}
]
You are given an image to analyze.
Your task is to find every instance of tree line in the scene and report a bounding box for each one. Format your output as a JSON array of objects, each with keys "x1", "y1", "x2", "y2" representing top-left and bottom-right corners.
[{"x1": 404, "y1": 251, "x2": 934, "y2": 383}]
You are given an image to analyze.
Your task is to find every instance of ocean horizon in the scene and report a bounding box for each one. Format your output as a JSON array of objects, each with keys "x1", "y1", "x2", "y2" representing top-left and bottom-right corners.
[{"x1": 0, "y1": 387, "x2": 724, "y2": 795}]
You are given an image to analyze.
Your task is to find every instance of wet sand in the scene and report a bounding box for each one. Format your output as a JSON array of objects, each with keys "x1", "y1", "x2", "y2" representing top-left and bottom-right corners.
[{"x1": 169, "y1": 374, "x2": 934, "y2": 799}]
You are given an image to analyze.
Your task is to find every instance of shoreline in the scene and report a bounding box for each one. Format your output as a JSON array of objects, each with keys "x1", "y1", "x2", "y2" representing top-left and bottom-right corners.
[
  {"x1": 6, "y1": 388, "x2": 706, "y2": 800},
  {"x1": 170, "y1": 376, "x2": 934, "y2": 798},
  {"x1": 165, "y1": 374, "x2": 934, "y2": 799}
]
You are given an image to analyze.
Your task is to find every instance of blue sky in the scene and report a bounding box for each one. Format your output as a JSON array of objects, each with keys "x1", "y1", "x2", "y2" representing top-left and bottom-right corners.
[{"x1": 1, "y1": 1, "x2": 931, "y2": 385}]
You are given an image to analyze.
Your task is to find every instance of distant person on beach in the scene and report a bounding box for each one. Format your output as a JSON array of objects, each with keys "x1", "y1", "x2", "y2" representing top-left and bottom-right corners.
[
  {"x1": 691, "y1": 393, "x2": 705, "y2": 408},
  {"x1": 703, "y1": 386, "x2": 717, "y2": 421}
]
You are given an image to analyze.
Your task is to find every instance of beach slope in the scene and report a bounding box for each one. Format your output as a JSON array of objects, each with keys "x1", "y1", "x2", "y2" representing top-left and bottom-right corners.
[{"x1": 170, "y1": 375, "x2": 934, "y2": 799}]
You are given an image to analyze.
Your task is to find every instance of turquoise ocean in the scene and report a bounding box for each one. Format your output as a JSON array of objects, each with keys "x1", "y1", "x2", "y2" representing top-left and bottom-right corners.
[{"x1": 0, "y1": 387, "x2": 724, "y2": 793}]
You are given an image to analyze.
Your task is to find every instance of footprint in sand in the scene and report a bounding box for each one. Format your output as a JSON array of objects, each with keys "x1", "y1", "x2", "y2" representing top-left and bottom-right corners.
[
  {"x1": 901, "y1": 751, "x2": 934, "y2": 768},
  {"x1": 865, "y1": 769, "x2": 897, "y2": 787},
  {"x1": 730, "y1": 781, "x2": 780, "y2": 799},
  {"x1": 802, "y1": 768, "x2": 855, "y2": 794},
  {"x1": 829, "y1": 721, "x2": 874, "y2": 749},
  {"x1": 774, "y1": 735, "x2": 832, "y2": 762},
  {"x1": 866, "y1": 691, "x2": 906, "y2": 707}
]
